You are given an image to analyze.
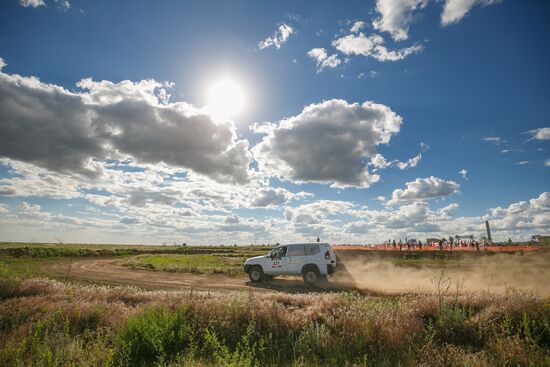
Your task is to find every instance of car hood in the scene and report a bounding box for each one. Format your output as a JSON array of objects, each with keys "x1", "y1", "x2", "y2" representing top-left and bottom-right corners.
[{"x1": 245, "y1": 255, "x2": 266, "y2": 263}]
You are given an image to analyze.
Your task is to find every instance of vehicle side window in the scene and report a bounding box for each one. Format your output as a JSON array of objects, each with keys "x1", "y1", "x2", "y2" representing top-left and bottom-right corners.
[
  {"x1": 286, "y1": 245, "x2": 305, "y2": 256},
  {"x1": 271, "y1": 246, "x2": 287, "y2": 258},
  {"x1": 305, "y1": 245, "x2": 320, "y2": 256}
]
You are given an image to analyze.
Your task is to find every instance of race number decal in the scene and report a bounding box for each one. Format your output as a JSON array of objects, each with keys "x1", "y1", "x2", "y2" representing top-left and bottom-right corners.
[{"x1": 271, "y1": 260, "x2": 282, "y2": 268}]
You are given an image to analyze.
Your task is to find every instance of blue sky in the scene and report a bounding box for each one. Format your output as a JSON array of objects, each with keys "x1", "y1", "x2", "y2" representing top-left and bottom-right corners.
[{"x1": 0, "y1": 0, "x2": 548, "y2": 244}]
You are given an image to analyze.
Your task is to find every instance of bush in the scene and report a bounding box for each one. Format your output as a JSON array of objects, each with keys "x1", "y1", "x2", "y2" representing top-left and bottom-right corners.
[{"x1": 115, "y1": 306, "x2": 193, "y2": 366}]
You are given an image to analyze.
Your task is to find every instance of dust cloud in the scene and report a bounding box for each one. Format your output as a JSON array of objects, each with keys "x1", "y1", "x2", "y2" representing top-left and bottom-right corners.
[{"x1": 334, "y1": 249, "x2": 550, "y2": 295}]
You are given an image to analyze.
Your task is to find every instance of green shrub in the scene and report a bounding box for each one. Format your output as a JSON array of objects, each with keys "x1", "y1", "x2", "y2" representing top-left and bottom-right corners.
[{"x1": 115, "y1": 306, "x2": 193, "y2": 366}]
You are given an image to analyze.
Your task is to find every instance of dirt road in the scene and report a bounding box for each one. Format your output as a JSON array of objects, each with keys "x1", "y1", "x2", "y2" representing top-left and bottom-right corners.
[{"x1": 38, "y1": 258, "x2": 359, "y2": 294}]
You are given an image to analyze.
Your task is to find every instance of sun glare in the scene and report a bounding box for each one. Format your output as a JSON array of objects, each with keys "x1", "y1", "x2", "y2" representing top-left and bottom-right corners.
[{"x1": 206, "y1": 78, "x2": 245, "y2": 118}]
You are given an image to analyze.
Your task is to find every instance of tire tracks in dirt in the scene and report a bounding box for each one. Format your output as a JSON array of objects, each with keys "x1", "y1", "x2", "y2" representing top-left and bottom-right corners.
[{"x1": 37, "y1": 257, "x2": 361, "y2": 294}]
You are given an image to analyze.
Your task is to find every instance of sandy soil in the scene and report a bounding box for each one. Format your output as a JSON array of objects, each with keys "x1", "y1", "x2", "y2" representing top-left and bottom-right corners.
[
  {"x1": 37, "y1": 248, "x2": 550, "y2": 296},
  {"x1": 37, "y1": 257, "x2": 360, "y2": 294}
]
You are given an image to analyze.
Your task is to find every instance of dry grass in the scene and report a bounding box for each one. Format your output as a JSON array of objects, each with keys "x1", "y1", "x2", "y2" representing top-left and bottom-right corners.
[{"x1": 0, "y1": 275, "x2": 548, "y2": 366}]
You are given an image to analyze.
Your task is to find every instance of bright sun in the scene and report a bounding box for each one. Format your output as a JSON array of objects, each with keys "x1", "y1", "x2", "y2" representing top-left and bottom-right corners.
[{"x1": 206, "y1": 78, "x2": 245, "y2": 118}]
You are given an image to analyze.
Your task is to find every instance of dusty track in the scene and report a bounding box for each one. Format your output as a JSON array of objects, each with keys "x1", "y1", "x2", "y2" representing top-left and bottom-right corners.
[{"x1": 37, "y1": 258, "x2": 360, "y2": 294}]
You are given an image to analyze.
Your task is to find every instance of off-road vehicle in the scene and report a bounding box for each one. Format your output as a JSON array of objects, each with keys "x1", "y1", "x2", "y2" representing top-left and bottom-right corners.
[{"x1": 244, "y1": 243, "x2": 337, "y2": 284}]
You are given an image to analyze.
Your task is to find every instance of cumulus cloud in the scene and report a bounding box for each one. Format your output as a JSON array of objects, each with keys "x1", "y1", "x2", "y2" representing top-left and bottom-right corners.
[
  {"x1": 396, "y1": 153, "x2": 422, "y2": 169},
  {"x1": 0, "y1": 204, "x2": 8, "y2": 214},
  {"x1": 0, "y1": 58, "x2": 6, "y2": 70},
  {"x1": 372, "y1": 0, "x2": 428, "y2": 41},
  {"x1": 55, "y1": 0, "x2": 70, "y2": 11},
  {"x1": 20, "y1": 0, "x2": 45, "y2": 7},
  {"x1": 217, "y1": 223, "x2": 266, "y2": 233},
  {"x1": 307, "y1": 48, "x2": 341, "y2": 72},
  {"x1": 526, "y1": 127, "x2": 550, "y2": 141},
  {"x1": 439, "y1": 203, "x2": 459, "y2": 218},
  {"x1": 459, "y1": 168, "x2": 468, "y2": 180},
  {"x1": 252, "y1": 99, "x2": 402, "y2": 188},
  {"x1": 350, "y1": 21, "x2": 367, "y2": 33},
  {"x1": 370, "y1": 152, "x2": 422, "y2": 170},
  {"x1": 0, "y1": 67, "x2": 251, "y2": 184},
  {"x1": 258, "y1": 23, "x2": 294, "y2": 50},
  {"x1": 487, "y1": 192, "x2": 550, "y2": 232},
  {"x1": 441, "y1": 0, "x2": 501, "y2": 26},
  {"x1": 332, "y1": 33, "x2": 423, "y2": 62},
  {"x1": 370, "y1": 154, "x2": 392, "y2": 169},
  {"x1": 344, "y1": 220, "x2": 371, "y2": 233},
  {"x1": 224, "y1": 214, "x2": 240, "y2": 224},
  {"x1": 545, "y1": 159, "x2": 550, "y2": 167},
  {"x1": 285, "y1": 200, "x2": 354, "y2": 235},
  {"x1": 251, "y1": 188, "x2": 310, "y2": 208},
  {"x1": 372, "y1": 0, "x2": 501, "y2": 38},
  {"x1": 387, "y1": 176, "x2": 460, "y2": 205}
]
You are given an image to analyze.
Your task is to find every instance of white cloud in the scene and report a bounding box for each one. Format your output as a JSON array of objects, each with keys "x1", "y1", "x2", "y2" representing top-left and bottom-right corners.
[
  {"x1": 350, "y1": 21, "x2": 366, "y2": 33},
  {"x1": 439, "y1": 203, "x2": 459, "y2": 218},
  {"x1": 0, "y1": 58, "x2": 6, "y2": 71},
  {"x1": 370, "y1": 152, "x2": 422, "y2": 170},
  {"x1": 481, "y1": 136, "x2": 505, "y2": 145},
  {"x1": 372, "y1": 0, "x2": 428, "y2": 41},
  {"x1": 258, "y1": 23, "x2": 294, "y2": 50},
  {"x1": 0, "y1": 204, "x2": 9, "y2": 214},
  {"x1": 545, "y1": 159, "x2": 550, "y2": 167},
  {"x1": 387, "y1": 176, "x2": 460, "y2": 205},
  {"x1": 441, "y1": 0, "x2": 501, "y2": 26},
  {"x1": 0, "y1": 66, "x2": 251, "y2": 184},
  {"x1": 370, "y1": 153, "x2": 392, "y2": 169},
  {"x1": 252, "y1": 99, "x2": 402, "y2": 188},
  {"x1": 251, "y1": 188, "x2": 311, "y2": 207},
  {"x1": 396, "y1": 153, "x2": 422, "y2": 169},
  {"x1": 526, "y1": 127, "x2": 550, "y2": 141},
  {"x1": 358, "y1": 70, "x2": 380, "y2": 79},
  {"x1": 486, "y1": 192, "x2": 550, "y2": 232},
  {"x1": 20, "y1": 0, "x2": 45, "y2": 8},
  {"x1": 307, "y1": 48, "x2": 341, "y2": 72},
  {"x1": 332, "y1": 33, "x2": 423, "y2": 62},
  {"x1": 517, "y1": 161, "x2": 530, "y2": 166},
  {"x1": 459, "y1": 168, "x2": 468, "y2": 180},
  {"x1": 55, "y1": 0, "x2": 70, "y2": 11}
]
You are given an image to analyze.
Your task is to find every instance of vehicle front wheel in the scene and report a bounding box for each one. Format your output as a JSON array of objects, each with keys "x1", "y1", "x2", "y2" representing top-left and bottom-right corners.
[
  {"x1": 302, "y1": 266, "x2": 320, "y2": 284},
  {"x1": 248, "y1": 266, "x2": 264, "y2": 283}
]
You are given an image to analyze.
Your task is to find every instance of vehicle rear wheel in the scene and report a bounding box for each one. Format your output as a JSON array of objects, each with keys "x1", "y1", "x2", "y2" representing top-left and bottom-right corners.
[
  {"x1": 248, "y1": 266, "x2": 264, "y2": 283},
  {"x1": 302, "y1": 266, "x2": 320, "y2": 284}
]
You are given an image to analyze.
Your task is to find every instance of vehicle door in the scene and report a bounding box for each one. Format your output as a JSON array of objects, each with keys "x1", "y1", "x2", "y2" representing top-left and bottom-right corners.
[
  {"x1": 304, "y1": 244, "x2": 322, "y2": 269},
  {"x1": 267, "y1": 246, "x2": 287, "y2": 275},
  {"x1": 285, "y1": 245, "x2": 306, "y2": 274}
]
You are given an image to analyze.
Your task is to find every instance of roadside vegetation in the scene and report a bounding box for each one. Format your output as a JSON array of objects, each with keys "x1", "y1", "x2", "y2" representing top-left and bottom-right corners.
[
  {"x1": 0, "y1": 242, "x2": 271, "y2": 259},
  {"x1": 0, "y1": 263, "x2": 549, "y2": 366},
  {"x1": 117, "y1": 251, "x2": 267, "y2": 275},
  {"x1": 1, "y1": 243, "x2": 549, "y2": 365}
]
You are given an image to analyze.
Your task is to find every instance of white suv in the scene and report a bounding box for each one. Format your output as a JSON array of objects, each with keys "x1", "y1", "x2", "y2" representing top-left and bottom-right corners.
[{"x1": 244, "y1": 243, "x2": 337, "y2": 284}]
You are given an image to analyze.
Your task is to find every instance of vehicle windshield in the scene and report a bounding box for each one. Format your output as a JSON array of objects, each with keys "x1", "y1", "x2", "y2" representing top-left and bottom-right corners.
[{"x1": 267, "y1": 246, "x2": 286, "y2": 258}]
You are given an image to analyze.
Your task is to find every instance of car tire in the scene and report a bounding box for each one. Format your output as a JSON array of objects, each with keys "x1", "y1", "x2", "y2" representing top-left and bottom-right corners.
[
  {"x1": 249, "y1": 266, "x2": 264, "y2": 283},
  {"x1": 302, "y1": 266, "x2": 320, "y2": 284}
]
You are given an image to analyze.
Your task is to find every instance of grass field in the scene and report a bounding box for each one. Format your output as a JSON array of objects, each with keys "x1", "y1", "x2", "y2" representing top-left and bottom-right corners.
[
  {"x1": 117, "y1": 253, "x2": 262, "y2": 275},
  {"x1": 0, "y1": 242, "x2": 272, "y2": 259},
  {"x1": 0, "y1": 275, "x2": 549, "y2": 366},
  {"x1": 0, "y1": 243, "x2": 549, "y2": 366}
]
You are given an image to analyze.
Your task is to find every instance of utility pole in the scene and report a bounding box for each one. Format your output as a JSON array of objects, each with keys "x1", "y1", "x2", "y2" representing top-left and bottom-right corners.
[{"x1": 485, "y1": 220, "x2": 493, "y2": 244}]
